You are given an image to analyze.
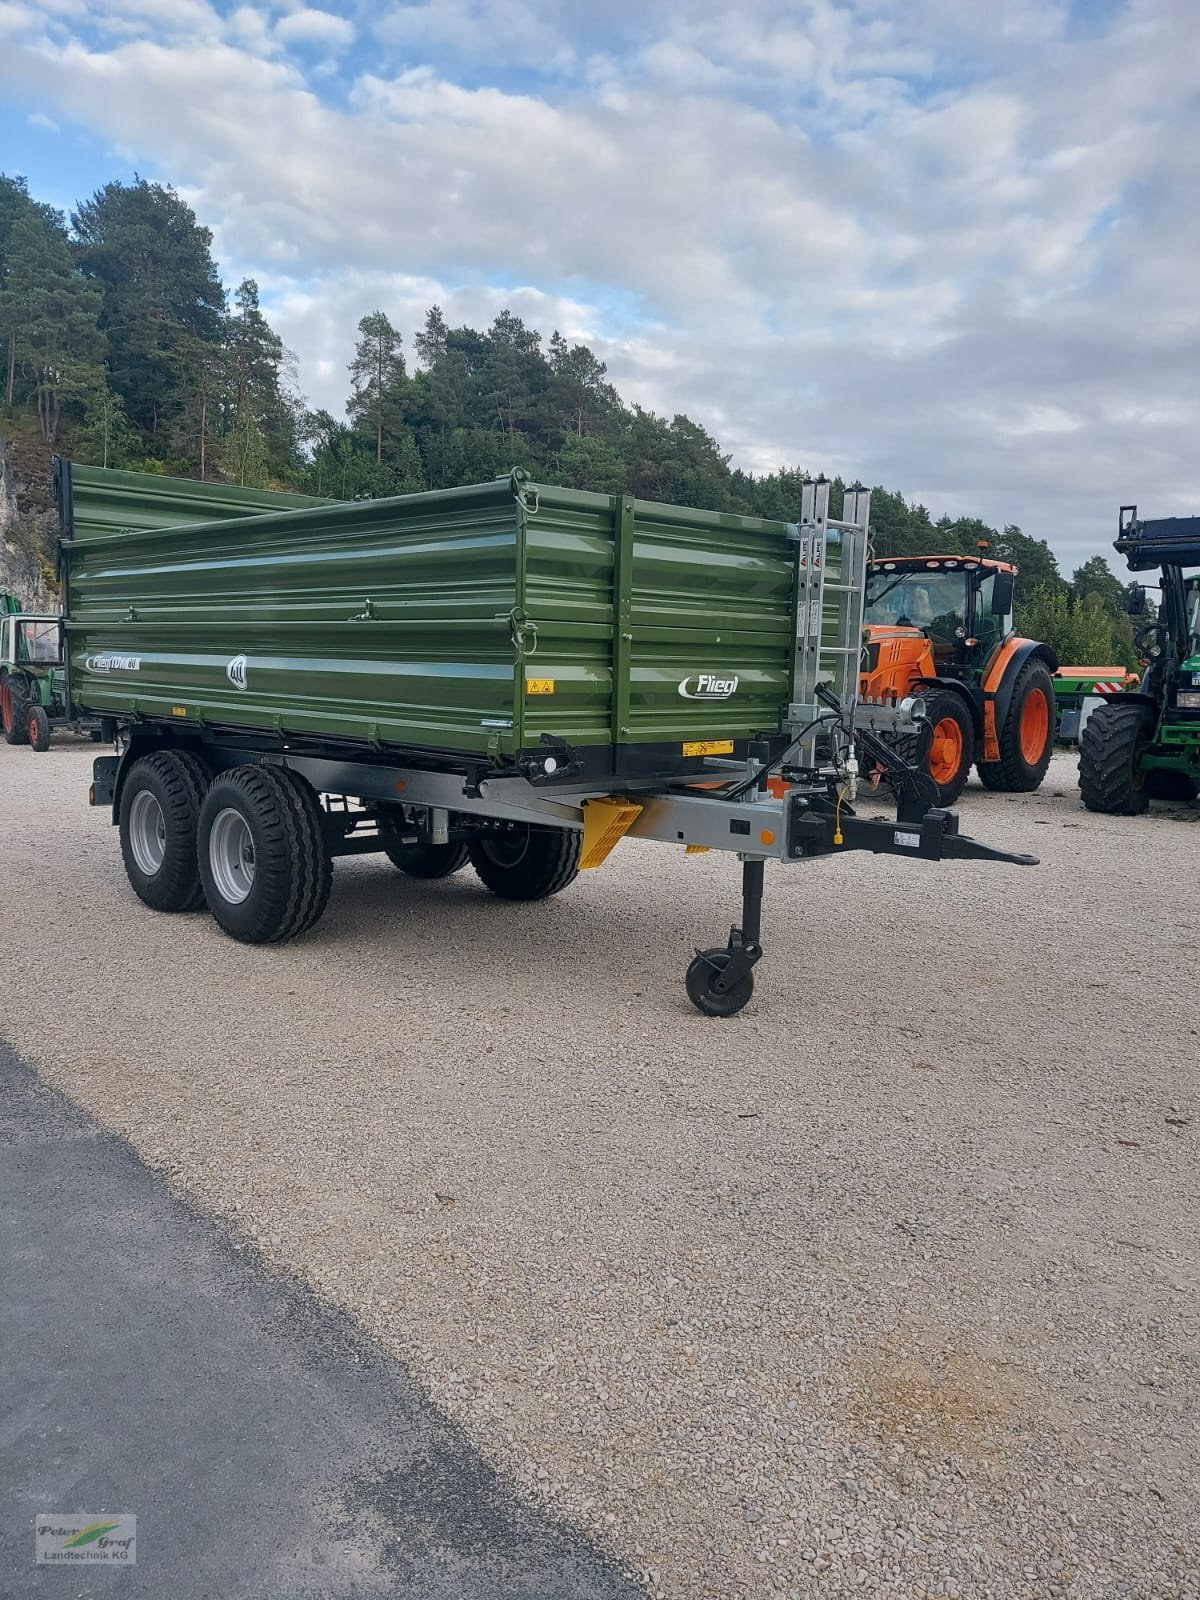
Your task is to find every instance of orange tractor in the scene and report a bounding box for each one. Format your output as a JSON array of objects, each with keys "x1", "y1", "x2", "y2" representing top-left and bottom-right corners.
[{"x1": 859, "y1": 552, "x2": 1058, "y2": 802}]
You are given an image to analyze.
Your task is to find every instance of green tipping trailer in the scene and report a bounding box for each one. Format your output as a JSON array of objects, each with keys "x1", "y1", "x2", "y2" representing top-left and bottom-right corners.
[{"x1": 55, "y1": 460, "x2": 1035, "y2": 1015}]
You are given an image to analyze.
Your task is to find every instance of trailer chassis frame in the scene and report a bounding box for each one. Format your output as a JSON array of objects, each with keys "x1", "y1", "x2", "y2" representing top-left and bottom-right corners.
[{"x1": 91, "y1": 728, "x2": 1036, "y2": 1017}]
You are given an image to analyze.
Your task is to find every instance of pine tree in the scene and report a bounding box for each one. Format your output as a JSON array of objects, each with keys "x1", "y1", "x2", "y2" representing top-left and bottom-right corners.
[
  {"x1": 348, "y1": 311, "x2": 407, "y2": 464},
  {"x1": 414, "y1": 304, "x2": 448, "y2": 367},
  {"x1": 220, "y1": 278, "x2": 299, "y2": 479},
  {"x1": 72, "y1": 178, "x2": 226, "y2": 444},
  {"x1": 548, "y1": 330, "x2": 619, "y2": 440},
  {"x1": 485, "y1": 311, "x2": 543, "y2": 440},
  {"x1": 0, "y1": 209, "x2": 105, "y2": 442}
]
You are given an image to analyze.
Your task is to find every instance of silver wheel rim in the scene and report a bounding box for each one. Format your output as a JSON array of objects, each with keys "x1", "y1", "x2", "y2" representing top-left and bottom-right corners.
[
  {"x1": 209, "y1": 807, "x2": 256, "y2": 905},
  {"x1": 128, "y1": 789, "x2": 167, "y2": 876}
]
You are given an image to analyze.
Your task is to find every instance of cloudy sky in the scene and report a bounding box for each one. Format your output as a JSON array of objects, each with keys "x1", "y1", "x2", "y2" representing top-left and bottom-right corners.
[{"x1": 1, "y1": 0, "x2": 1197, "y2": 570}]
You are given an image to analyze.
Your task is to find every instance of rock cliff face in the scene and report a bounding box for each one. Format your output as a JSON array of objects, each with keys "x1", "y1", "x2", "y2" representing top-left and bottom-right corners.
[{"x1": 0, "y1": 430, "x2": 58, "y2": 609}]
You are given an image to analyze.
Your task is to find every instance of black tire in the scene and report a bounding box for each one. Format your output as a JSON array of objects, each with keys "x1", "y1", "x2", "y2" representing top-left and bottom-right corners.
[
  {"x1": 118, "y1": 749, "x2": 210, "y2": 911},
  {"x1": 2, "y1": 674, "x2": 31, "y2": 746},
  {"x1": 887, "y1": 688, "x2": 974, "y2": 805},
  {"x1": 1142, "y1": 767, "x2": 1199, "y2": 803},
  {"x1": 1078, "y1": 699, "x2": 1154, "y2": 814},
  {"x1": 379, "y1": 815, "x2": 470, "y2": 878},
  {"x1": 685, "y1": 949, "x2": 755, "y2": 1017},
  {"x1": 197, "y1": 764, "x2": 332, "y2": 943},
  {"x1": 27, "y1": 704, "x2": 51, "y2": 751},
  {"x1": 978, "y1": 659, "x2": 1056, "y2": 792},
  {"x1": 468, "y1": 824, "x2": 581, "y2": 901}
]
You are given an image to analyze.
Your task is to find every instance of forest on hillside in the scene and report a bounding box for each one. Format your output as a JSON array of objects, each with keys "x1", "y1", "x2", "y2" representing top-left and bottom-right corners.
[{"x1": 0, "y1": 172, "x2": 1138, "y2": 665}]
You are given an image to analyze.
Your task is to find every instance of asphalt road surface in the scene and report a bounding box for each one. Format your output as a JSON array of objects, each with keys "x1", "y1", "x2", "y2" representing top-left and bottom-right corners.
[{"x1": 0, "y1": 1041, "x2": 639, "y2": 1600}]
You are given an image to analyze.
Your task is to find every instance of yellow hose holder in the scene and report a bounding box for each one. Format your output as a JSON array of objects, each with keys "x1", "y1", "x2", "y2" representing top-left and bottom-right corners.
[{"x1": 579, "y1": 797, "x2": 644, "y2": 870}]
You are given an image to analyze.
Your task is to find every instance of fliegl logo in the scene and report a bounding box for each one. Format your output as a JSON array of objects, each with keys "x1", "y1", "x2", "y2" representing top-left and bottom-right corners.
[
  {"x1": 226, "y1": 655, "x2": 248, "y2": 690},
  {"x1": 677, "y1": 672, "x2": 740, "y2": 701}
]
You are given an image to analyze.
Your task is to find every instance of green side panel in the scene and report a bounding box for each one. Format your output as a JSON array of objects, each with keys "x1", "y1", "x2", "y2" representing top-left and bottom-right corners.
[
  {"x1": 521, "y1": 488, "x2": 795, "y2": 747},
  {"x1": 66, "y1": 462, "x2": 326, "y2": 542},
  {"x1": 64, "y1": 468, "x2": 808, "y2": 760},
  {"x1": 66, "y1": 477, "x2": 524, "y2": 755}
]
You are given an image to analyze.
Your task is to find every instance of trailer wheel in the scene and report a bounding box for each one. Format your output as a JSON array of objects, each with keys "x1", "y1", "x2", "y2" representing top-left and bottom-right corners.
[
  {"x1": 1143, "y1": 767, "x2": 1199, "y2": 802},
  {"x1": 2, "y1": 675, "x2": 31, "y2": 745},
  {"x1": 198, "y1": 764, "x2": 332, "y2": 943},
  {"x1": 685, "y1": 949, "x2": 754, "y2": 1017},
  {"x1": 119, "y1": 750, "x2": 210, "y2": 911},
  {"x1": 978, "y1": 659, "x2": 1056, "y2": 792},
  {"x1": 1078, "y1": 699, "x2": 1153, "y2": 815},
  {"x1": 468, "y1": 824, "x2": 581, "y2": 901},
  {"x1": 27, "y1": 704, "x2": 51, "y2": 752},
  {"x1": 379, "y1": 816, "x2": 470, "y2": 878}
]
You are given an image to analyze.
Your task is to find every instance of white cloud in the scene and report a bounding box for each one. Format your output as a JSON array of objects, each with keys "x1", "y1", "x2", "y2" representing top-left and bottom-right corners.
[
  {"x1": 375, "y1": 0, "x2": 575, "y2": 71},
  {"x1": 0, "y1": 0, "x2": 1197, "y2": 567},
  {"x1": 275, "y1": 7, "x2": 354, "y2": 47},
  {"x1": 27, "y1": 109, "x2": 61, "y2": 131}
]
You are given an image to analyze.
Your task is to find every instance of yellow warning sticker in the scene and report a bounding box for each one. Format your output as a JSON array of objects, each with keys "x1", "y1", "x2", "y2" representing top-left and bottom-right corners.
[
  {"x1": 171, "y1": 706, "x2": 188, "y2": 717},
  {"x1": 526, "y1": 678, "x2": 556, "y2": 695},
  {"x1": 682, "y1": 739, "x2": 734, "y2": 757}
]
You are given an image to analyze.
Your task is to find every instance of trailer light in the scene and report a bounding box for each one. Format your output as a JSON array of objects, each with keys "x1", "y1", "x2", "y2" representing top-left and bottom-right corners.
[
  {"x1": 759, "y1": 829, "x2": 775, "y2": 846},
  {"x1": 543, "y1": 756, "x2": 560, "y2": 775}
]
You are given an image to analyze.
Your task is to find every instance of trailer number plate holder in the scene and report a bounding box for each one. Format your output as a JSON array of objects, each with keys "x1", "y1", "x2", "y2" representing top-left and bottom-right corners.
[{"x1": 682, "y1": 739, "x2": 734, "y2": 757}]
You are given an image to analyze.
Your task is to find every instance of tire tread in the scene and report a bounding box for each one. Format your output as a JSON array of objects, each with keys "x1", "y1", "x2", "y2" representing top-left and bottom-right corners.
[
  {"x1": 1078, "y1": 699, "x2": 1152, "y2": 814},
  {"x1": 198, "y1": 764, "x2": 331, "y2": 943},
  {"x1": 120, "y1": 749, "x2": 209, "y2": 911},
  {"x1": 469, "y1": 826, "x2": 581, "y2": 901}
]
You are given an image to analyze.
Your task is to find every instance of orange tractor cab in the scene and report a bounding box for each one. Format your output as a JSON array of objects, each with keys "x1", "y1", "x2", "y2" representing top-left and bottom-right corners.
[{"x1": 859, "y1": 554, "x2": 1058, "y2": 802}]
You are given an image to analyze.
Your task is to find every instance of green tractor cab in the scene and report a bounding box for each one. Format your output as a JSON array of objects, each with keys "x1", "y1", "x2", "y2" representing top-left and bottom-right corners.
[
  {"x1": 1078, "y1": 508, "x2": 1200, "y2": 812},
  {"x1": 1, "y1": 588, "x2": 106, "y2": 751}
]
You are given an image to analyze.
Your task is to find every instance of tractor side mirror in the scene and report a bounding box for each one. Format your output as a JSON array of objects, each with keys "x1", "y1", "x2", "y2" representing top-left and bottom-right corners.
[
  {"x1": 990, "y1": 572, "x2": 1015, "y2": 615},
  {"x1": 1126, "y1": 585, "x2": 1147, "y2": 616}
]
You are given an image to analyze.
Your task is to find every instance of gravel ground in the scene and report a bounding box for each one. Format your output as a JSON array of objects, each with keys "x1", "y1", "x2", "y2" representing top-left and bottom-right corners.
[{"x1": 2, "y1": 743, "x2": 1198, "y2": 1599}]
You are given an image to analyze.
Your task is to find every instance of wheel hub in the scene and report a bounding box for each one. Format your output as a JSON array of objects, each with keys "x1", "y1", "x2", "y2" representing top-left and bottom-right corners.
[
  {"x1": 209, "y1": 808, "x2": 257, "y2": 904},
  {"x1": 128, "y1": 789, "x2": 167, "y2": 876}
]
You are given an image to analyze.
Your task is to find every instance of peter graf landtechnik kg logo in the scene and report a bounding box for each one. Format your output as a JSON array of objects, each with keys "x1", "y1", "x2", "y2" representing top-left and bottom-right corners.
[{"x1": 35, "y1": 1514, "x2": 137, "y2": 1564}]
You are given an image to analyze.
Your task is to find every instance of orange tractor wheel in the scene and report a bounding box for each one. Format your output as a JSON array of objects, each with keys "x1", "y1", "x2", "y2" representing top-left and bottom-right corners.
[
  {"x1": 882, "y1": 688, "x2": 975, "y2": 806},
  {"x1": 978, "y1": 660, "x2": 1056, "y2": 792},
  {"x1": 919, "y1": 691, "x2": 975, "y2": 804}
]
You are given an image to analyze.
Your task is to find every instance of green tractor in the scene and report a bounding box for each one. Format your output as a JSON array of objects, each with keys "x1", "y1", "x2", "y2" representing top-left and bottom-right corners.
[
  {"x1": 1079, "y1": 506, "x2": 1200, "y2": 812},
  {"x1": 0, "y1": 587, "x2": 102, "y2": 751}
]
